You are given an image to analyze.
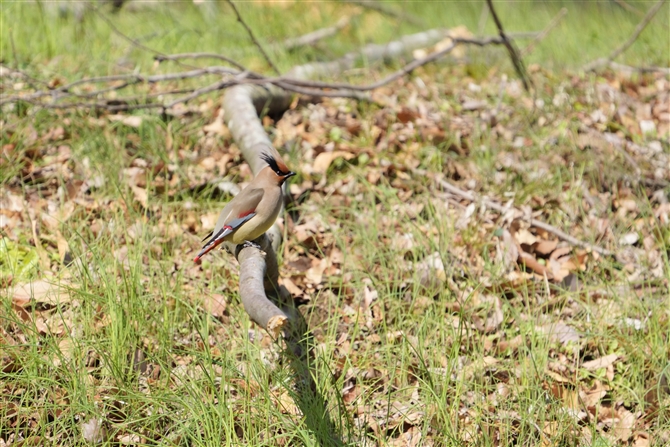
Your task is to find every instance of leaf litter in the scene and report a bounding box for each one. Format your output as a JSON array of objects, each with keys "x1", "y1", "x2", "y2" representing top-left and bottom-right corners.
[{"x1": 1, "y1": 53, "x2": 669, "y2": 445}]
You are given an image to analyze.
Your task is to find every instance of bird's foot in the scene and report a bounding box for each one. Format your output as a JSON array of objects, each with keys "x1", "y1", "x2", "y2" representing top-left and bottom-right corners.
[{"x1": 241, "y1": 240, "x2": 263, "y2": 250}]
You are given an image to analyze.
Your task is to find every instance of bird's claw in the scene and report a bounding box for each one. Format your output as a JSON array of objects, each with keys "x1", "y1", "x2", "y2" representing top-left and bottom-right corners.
[{"x1": 241, "y1": 240, "x2": 262, "y2": 250}]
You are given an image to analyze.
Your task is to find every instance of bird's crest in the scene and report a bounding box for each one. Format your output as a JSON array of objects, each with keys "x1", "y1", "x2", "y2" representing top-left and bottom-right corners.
[{"x1": 260, "y1": 152, "x2": 291, "y2": 176}]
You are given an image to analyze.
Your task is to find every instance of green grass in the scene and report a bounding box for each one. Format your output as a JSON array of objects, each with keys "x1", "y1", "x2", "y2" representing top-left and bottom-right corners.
[
  {"x1": 2, "y1": 1, "x2": 670, "y2": 446},
  {"x1": 1, "y1": 1, "x2": 668, "y2": 77}
]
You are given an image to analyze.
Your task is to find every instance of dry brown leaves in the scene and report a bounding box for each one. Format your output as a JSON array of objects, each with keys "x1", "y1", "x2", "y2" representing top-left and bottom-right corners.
[{"x1": 2, "y1": 59, "x2": 669, "y2": 445}]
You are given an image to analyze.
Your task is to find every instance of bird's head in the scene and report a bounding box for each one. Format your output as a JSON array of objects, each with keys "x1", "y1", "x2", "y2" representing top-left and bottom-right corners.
[{"x1": 260, "y1": 152, "x2": 296, "y2": 185}]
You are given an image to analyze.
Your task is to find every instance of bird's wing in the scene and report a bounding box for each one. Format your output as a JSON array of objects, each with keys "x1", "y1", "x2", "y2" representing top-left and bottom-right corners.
[{"x1": 194, "y1": 188, "x2": 264, "y2": 262}]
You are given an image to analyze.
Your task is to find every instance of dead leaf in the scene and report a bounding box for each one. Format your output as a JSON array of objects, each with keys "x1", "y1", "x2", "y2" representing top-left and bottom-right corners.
[
  {"x1": 280, "y1": 277, "x2": 304, "y2": 297},
  {"x1": 130, "y1": 185, "x2": 148, "y2": 208},
  {"x1": 619, "y1": 232, "x2": 639, "y2": 246},
  {"x1": 109, "y1": 114, "x2": 143, "y2": 128},
  {"x1": 484, "y1": 296, "x2": 504, "y2": 333},
  {"x1": 305, "y1": 258, "x2": 327, "y2": 285},
  {"x1": 580, "y1": 380, "x2": 608, "y2": 407},
  {"x1": 582, "y1": 353, "x2": 618, "y2": 370},
  {"x1": 518, "y1": 251, "x2": 553, "y2": 279},
  {"x1": 56, "y1": 230, "x2": 70, "y2": 262},
  {"x1": 538, "y1": 322, "x2": 581, "y2": 345},
  {"x1": 203, "y1": 119, "x2": 229, "y2": 137},
  {"x1": 499, "y1": 229, "x2": 518, "y2": 268},
  {"x1": 534, "y1": 239, "x2": 558, "y2": 257},
  {"x1": 607, "y1": 406, "x2": 636, "y2": 442},
  {"x1": 202, "y1": 293, "x2": 227, "y2": 318},
  {"x1": 12, "y1": 279, "x2": 72, "y2": 306},
  {"x1": 633, "y1": 432, "x2": 651, "y2": 447},
  {"x1": 312, "y1": 151, "x2": 355, "y2": 174},
  {"x1": 81, "y1": 417, "x2": 107, "y2": 443},
  {"x1": 550, "y1": 246, "x2": 572, "y2": 261},
  {"x1": 516, "y1": 228, "x2": 538, "y2": 246}
]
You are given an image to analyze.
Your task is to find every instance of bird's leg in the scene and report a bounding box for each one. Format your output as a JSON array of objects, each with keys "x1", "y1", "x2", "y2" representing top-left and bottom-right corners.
[{"x1": 241, "y1": 240, "x2": 263, "y2": 250}]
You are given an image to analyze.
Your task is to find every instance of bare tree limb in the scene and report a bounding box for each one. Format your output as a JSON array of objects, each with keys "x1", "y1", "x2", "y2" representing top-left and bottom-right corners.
[
  {"x1": 583, "y1": 0, "x2": 667, "y2": 72},
  {"x1": 485, "y1": 0, "x2": 532, "y2": 92},
  {"x1": 222, "y1": 84, "x2": 292, "y2": 176},
  {"x1": 1, "y1": 32, "x2": 516, "y2": 111},
  {"x1": 521, "y1": 7, "x2": 567, "y2": 57},
  {"x1": 224, "y1": 0, "x2": 280, "y2": 75},
  {"x1": 286, "y1": 28, "x2": 451, "y2": 80},
  {"x1": 282, "y1": 16, "x2": 352, "y2": 50},
  {"x1": 275, "y1": 35, "x2": 503, "y2": 94},
  {"x1": 218, "y1": 27, "x2": 457, "y2": 333},
  {"x1": 224, "y1": 235, "x2": 289, "y2": 335},
  {"x1": 607, "y1": 61, "x2": 670, "y2": 75},
  {"x1": 414, "y1": 168, "x2": 612, "y2": 256}
]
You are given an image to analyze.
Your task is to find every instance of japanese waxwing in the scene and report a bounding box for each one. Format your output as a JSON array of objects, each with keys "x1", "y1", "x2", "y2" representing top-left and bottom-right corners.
[{"x1": 194, "y1": 152, "x2": 295, "y2": 262}]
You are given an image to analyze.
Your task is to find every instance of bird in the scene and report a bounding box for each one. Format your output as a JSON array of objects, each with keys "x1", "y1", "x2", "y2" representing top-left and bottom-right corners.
[{"x1": 193, "y1": 152, "x2": 295, "y2": 262}]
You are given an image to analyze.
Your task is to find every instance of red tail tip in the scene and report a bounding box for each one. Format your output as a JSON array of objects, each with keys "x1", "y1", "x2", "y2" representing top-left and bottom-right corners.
[{"x1": 194, "y1": 255, "x2": 201, "y2": 263}]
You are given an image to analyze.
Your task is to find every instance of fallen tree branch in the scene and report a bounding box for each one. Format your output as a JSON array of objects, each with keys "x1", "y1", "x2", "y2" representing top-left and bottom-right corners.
[
  {"x1": 281, "y1": 35, "x2": 505, "y2": 92},
  {"x1": 223, "y1": 234, "x2": 290, "y2": 335},
  {"x1": 1, "y1": 33, "x2": 515, "y2": 111},
  {"x1": 286, "y1": 28, "x2": 451, "y2": 79},
  {"x1": 606, "y1": 61, "x2": 670, "y2": 75},
  {"x1": 219, "y1": 27, "x2": 456, "y2": 333},
  {"x1": 582, "y1": 0, "x2": 666, "y2": 72},
  {"x1": 225, "y1": 0, "x2": 280, "y2": 75},
  {"x1": 485, "y1": 0, "x2": 532, "y2": 91},
  {"x1": 414, "y1": 168, "x2": 613, "y2": 256},
  {"x1": 282, "y1": 16, "x2": 352, "y2": 50}
]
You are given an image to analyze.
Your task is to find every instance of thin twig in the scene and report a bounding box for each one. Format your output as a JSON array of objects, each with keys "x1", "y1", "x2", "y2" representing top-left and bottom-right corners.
[
  {"x1": 1, "y1": 35, "x2": 509, "y2": 110},
  {"x1": 165, "y1": 80, "x2": 234, "y2": 108},
  {"x1": 414, "y1": 168, "x2": 612, "y2": 256},
  {"x1": 612, "y1": 0, "x2": 644, "y2": 16},
  {"x1": 282, "y1": 16, "x2": 352, "y2": 50},
  {"x1": 485, "y1": 0, "x2": 532, "y2": 92},
  {"x1": 477, "y1": 2, "x2": 489, "y2": 36},
  {"x1": 607, "y1": 61, "x2": 670, "y2": 75},
  {"x1": 92, "y1": 6, "x2": 167, "y2": 59},
  {"x1": 274, "y1": 81, "x2": 372, "y2": 101},
  {"x1": 0, "y1": 63, "x2": 50, "y2": 89},
  {"x1": 92, "y1": 5, "x2": 207, "y2": 73},
  {"x1": 0, "y1": 67, "x2": 241, "y2": 106},
  {"x1": 154, "y1": 52, "x2": 247, "y2": 71},
  {"x1": 225, "y1": 0, "x2": 280, "y2": 75},
  {"x1": 521, "y1": 8, "x2": 567, "y2": 57},
  {"x1": 583, "y1": 0, "x2": 667, "y2": 71}
]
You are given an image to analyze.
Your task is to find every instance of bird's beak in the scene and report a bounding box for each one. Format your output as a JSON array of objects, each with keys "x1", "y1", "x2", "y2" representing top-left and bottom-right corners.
[{"x1": 280, "y1": 171, "x2": 296, "y2": 184}]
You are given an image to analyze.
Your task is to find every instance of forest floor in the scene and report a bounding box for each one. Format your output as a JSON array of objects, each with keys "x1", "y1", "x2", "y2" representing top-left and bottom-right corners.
[{"x1": 1, "y1": 2, "x2": 669, "y2": 446}]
